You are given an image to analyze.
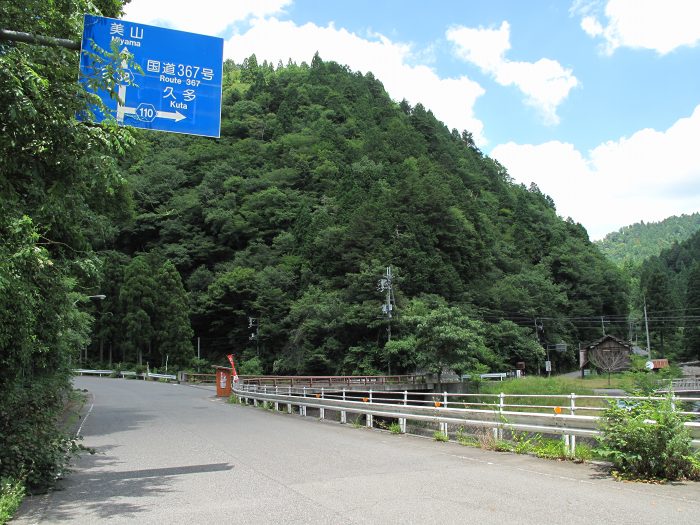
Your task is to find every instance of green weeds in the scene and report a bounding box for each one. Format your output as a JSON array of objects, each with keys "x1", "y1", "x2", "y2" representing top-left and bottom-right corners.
[
  {"x1": 0, "y1": 477, "x2": 25, "y2": 525},
  {"x1": 433, "y1": 431, "x2": 449, "y2": 442}
]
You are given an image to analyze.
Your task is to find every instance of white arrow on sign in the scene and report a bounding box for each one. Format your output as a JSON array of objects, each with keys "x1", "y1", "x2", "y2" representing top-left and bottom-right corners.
[
  {"x1": 156, "y1": 110, "x2": 186, "y2": 122},
  {"x1": 121, "y1": 106, "x2": 186, "y2": 122}
]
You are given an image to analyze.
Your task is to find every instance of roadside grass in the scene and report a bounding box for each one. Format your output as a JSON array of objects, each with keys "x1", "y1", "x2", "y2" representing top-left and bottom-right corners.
[
  {"x1": 453, "y1": 425, "x2": 603, "y2": 463},
  {"x1": 460, "y1": 374, "x2": 637, "y2": 415},
  {"x1": 477, "y1": 375, "x2": 631, "y2": 396},
  {"x1": 0, "y1": 477, "x2": 25, "y2": 525},
  {"x1": 433, "y1": 431, "x2": 449, "y2": 442}
]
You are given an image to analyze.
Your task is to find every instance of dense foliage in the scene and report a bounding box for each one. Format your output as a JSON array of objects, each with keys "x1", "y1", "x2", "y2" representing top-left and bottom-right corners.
[
  {"x1": 596, "y1": 213, "x2": 700, "y2": 267},
  {"x1": 637, "y1": 230, "x2": 700, "y2": 360},
  {"x1": 598, "y1": 396, "x2": 700, "y2": 481},
  {"x1": 102, "y1": 54, "x2": 628, "y2": 376},
  {"x1": 0, "y1": 0, "x2": 133, "y2": 492}
]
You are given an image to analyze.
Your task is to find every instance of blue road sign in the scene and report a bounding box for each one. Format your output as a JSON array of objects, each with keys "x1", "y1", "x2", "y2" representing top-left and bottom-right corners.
[{"x1": 79, "y1": 14, "x2": 223, "y2": 138}]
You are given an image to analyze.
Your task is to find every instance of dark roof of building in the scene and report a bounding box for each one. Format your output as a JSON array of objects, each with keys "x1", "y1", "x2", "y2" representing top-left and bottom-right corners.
[{"x1": 584, "y1": 334, "x2": 634, "y2": 351}]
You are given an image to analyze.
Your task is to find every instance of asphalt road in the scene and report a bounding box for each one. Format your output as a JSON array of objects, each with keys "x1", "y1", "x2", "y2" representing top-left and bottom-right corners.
[{"x1": 14, "y1": 377, "x2": 699, "y2": 524}]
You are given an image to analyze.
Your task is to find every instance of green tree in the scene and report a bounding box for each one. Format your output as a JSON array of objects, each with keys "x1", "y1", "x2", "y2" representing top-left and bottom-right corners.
[
  {"x1": 154, "y1": 260, "x2": 194, "y2": 367},
  {"x1": 0, "y1": 0, "x2": 133, "y2": 492},
  {"x1": 120, "y1": 256, "x2": 158, "y2": 365},
  {"x1": 684, "y1": 263, "x2": 700, "y2": 360},
  {"x1": 400, "y1": 298, "x2": 498, "y2": 385}
]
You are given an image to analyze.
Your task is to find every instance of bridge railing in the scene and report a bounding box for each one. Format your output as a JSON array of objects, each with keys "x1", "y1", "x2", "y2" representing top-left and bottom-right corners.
[
  {"x1": 241, "y1": 374, "x2": 424, "y2": 387},
  {"x1": 231, "y1": 383, "x2": 700, "y2": 454},
  {"x1": 72, "y1": 369, "x2": 176, "y2": 381},
  {"x1": 658, "y1": 377, "x2": 700, "y2": 391}
]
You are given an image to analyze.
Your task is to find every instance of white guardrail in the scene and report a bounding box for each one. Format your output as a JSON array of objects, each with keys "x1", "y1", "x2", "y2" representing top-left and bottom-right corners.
[
  {"x1": 72, "y1": 369, "x2": 176, "y2": 380},
  {"x1": 232, "y1": 384, "x2": 700, "y2": 454}
]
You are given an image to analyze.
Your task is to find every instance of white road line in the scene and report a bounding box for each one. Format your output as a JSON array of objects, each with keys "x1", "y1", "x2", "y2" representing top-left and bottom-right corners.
[{"x1": 76, "y1": 402, "x2": 94, "y2": 437}]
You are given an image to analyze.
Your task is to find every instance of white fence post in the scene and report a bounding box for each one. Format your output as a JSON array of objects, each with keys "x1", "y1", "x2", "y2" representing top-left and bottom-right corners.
[
  {"x1": 569, "y1": 393, "x2": 576, "y2": 456},
  {"x1": 320, "y1": 387, "x2": 325, "y2": 420},
  {"x1": 341, "y1": 388, "x2": 347, "y2": 424},
  {"x1": 400, "y1": 390, "x2": 407, "y2": 433},
  {"x1": 302, "y1": 386, "x2": 307, "y2": 417},
  {"x1": 498, "y1": 393, "x2": 505, "y2": 439},
  {"x1": 367, "y1": 389, "x2": 373, "y2": 428},
  {"x1": 441, "y1": 391, "x2": 448, "y2": 435}
]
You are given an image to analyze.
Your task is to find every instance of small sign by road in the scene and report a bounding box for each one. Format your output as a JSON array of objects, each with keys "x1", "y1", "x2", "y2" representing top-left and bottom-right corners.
[{"x1": 79, "y1": 14, "x2": 223, "y2": 137}]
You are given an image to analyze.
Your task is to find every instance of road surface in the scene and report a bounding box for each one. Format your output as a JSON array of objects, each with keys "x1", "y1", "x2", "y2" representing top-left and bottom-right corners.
[{"x1": 14, "y1": 377, "x2": 699, "y2": 524}]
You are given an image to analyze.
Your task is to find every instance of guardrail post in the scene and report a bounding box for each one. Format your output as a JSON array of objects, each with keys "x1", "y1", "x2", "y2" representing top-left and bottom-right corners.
[
  {"x1": 302, "y1": 386, "x2": 307, "y2": 417},
  {"x1": 441, "y1": 391, "x2": 448, "y2": 435},
  {"x1": 367, "y1": 389, "x2": 373, "y2": 428},
  {"x1": 320, "y1": 388, "x2": 325, "y2": 420},
  {"x1": 274, "y1": 385, "x2": 279, "y2": 411},
  {"x1": 498, "y1": 393, "x2": 505, "y2": 439},
  {"x1": 400, "y1": 390, "x2": 407, "y2": 433},
  {"x1": 341, "y1": 388, "x2": 347, "y2": 424},
  {"x1": 569, "y1": 393, "x2": 576, "y2": 456}
]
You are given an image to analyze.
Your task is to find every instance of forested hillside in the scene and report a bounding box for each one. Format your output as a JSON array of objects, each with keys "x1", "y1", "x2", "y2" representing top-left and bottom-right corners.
[
  {"x1": 638, "y1": 229, "x2": 700, "y2": 361},
  {"x1": 95, "y1": 55, "x2": 629, "y2": 376},
  {"x1": 596, "y1": 213, "x2": 700, "y2": 267}
]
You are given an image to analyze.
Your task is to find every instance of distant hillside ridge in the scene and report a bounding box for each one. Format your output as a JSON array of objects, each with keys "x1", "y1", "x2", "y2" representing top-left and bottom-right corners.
[{"x1": 596, "y1": 213, "x2": 700, "y2": 266}]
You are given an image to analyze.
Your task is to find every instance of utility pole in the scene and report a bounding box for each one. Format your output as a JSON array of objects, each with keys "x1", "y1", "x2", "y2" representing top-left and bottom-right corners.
[
  {"x1": 378, "y1": 267, "x2": 395, "y2": 374},
  {"x1": 249, "y1": 317, "x2": 259, "y2": 355},
  {"x1": 533, "y1": 318, "x2": 546, "y2": 376},
  {"x1": 197, "y1": 336, "x2": 201, "y2": 359},
  {"x1": 643, "y1": 298, "x2": 651, "y2": 359}
]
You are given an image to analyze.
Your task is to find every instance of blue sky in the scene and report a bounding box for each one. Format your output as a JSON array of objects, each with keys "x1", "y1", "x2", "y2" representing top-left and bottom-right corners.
[{"x1": 123, "y1": 0, "x2": 700, "y2": 239}]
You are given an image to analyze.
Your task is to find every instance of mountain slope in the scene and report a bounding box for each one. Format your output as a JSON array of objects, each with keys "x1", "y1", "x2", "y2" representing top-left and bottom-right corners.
[
  {"x1": 105, "y1": 55, "x2": 628, "y2": 374},
  {"x1": 596, "y1": 213, "x2": 700, "y2": 266}
]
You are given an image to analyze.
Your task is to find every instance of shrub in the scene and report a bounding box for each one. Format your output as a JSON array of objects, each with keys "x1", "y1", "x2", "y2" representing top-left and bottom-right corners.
[
  {"x1": 597, "y1": 394, "x2": 700, "y2": 481},
  {"x1": 0, "y1": 378, "x2": 81, "y2": 491},
  {"x1": 388, "y1": 422, "x2": 402, "y2": 434}
]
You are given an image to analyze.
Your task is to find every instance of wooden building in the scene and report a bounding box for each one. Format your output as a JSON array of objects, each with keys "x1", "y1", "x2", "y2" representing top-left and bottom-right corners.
[{"x1": 579, "y1": 335, "x2": 634, "y2": 375}]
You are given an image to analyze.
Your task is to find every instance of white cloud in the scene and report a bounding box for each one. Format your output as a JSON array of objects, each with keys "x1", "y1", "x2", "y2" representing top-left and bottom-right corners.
[
  {"x1": 227, "y1": 17, "x2": 486, "y2": 144},
  {"x1": 491, "y1": 105, "x2": 700, "y2": 239},
  {"x1": 446, "y1": 21, "x2": 578, "y2": 125},
  {"x1": 122, "y1": 0, "x2": 291, "y2": 36},
  {"x1": 576, "y1": 0, "x2": 700, "y2": 55}
]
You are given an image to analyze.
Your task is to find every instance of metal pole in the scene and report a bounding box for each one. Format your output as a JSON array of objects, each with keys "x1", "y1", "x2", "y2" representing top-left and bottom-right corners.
[{"x1": 644, "y1": 298, "x2": 651, "y2": 359}]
